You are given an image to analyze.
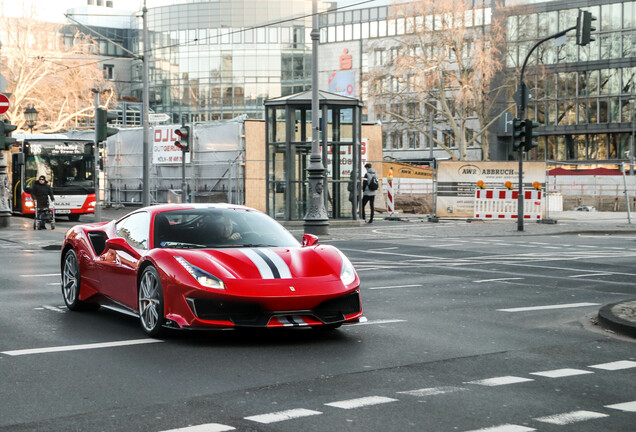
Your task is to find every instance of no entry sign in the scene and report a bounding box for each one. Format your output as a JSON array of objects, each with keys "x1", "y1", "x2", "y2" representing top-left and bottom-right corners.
[{"x1": 0, "y1": 94, "x2": 9, "y2": 114}]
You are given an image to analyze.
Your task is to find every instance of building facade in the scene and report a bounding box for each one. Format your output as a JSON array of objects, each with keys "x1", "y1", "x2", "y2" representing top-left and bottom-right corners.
[
  {"x1": 499, "y1": 0, "x2": 636, "y2": 165},
  {"x1": 128, "y1": 0, "x2": 326, "y2": 124},
  {"x1": 318, "y1": 0, "x2": 636, "y2": 166}
]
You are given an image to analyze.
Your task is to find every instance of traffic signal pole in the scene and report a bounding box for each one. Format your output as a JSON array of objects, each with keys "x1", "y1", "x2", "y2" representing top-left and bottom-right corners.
[{"x1": 516, "y1": 25, "x2": 577, "y2": 231}]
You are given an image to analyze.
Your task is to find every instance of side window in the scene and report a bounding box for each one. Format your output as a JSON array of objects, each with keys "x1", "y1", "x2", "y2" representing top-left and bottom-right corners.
[{"x1": 115, "y1": 212, "x2": 150, "y2": 249}]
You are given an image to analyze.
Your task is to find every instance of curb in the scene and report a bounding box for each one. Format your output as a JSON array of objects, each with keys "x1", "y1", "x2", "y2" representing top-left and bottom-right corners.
[{"x1": 597, "y1": 300, "x2": 636, "y2": 339}]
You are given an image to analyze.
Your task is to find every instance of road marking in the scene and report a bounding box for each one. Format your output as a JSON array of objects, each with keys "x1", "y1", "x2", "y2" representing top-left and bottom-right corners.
[
  {"x1": 245, "y1": 408, "x2": 321, "y2": 424},
  {"x1": 20, "y1": 273, "x2": 58, "y2": 278},
  {"x1": 497, "y1": 302, "x2": 600, "y2": 312},
  {"x1": 474, "y1": 278, "x2": 523, "y2": 283},
  {"x1": 533, "y1": 410, "x2": 608, "y2": 425},
  {"x1": 529, "y1": 368, "x2": 593, "y2": 378},
  {"x1": 568, "y1": 273, "x2": 612, "y2": 278},
  {"x1": 42, "y1": 305, "x2": 66, "y2": 314},
  {"x1": 46, "y1": 282, "x2": 60, "y2": 286},
  {"x1": 605, "y1": 400, "x2": 636, "y2": 412},
  {"x1": 368, "y1": 284, "x2": 423, "y2": 290},
  {"x1": 589, "y1": 360, "x2": 636, "y2": 370},
  {"x1": 161, "y1": 424, "x2": 235, "y2": 432},
  {"x1": 466, "y1": 376, "x2": 534, "y2": 386},
  {"x1": 325, "y1": 396, "x2": 398, "y2": 409},
  {"x1": 398, "y1": 386, "x2": 467, "y2": 397},
  {"x1": 350, "y1": 319, "x2": 406, "y2": 326},
  {"x1": 373, "y1": 247, "x2": 399, "y2": 251},
  {"x1": 1, "y1": 338, "x2": 163, "y2": 356},
  {"x1": 464, "y1": 425, "x2": 535, "y2": 432}
]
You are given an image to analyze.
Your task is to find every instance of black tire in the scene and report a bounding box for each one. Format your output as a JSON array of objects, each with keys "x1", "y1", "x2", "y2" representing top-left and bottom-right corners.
[
  {"x1": 68, "y1": 214, "x2": 80, "y2": 222},
  {"x1": 61, "y1": 249, "x2": 97, "y2": 311},
  {"x1": 138, "y1": 266, "x2": 165, "y2": 337}
]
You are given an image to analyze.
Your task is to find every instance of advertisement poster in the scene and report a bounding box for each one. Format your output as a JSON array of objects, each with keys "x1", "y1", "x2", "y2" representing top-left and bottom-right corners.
[
  {"x1": 328, "y1": 71, "x2": 355, "y2": 97},
  {"x1": 436, "y1": 161, "x2": 546, "y2": 218},
  {"x1": 326, "y1": 138, "x2": 368, "y2": 179},
  {"x1": 152, "y1": 126, "x2": 191, "y2": 164}
]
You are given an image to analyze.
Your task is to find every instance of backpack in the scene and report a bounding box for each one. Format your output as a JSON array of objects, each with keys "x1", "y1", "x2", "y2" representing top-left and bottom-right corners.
[{"x1": 368, "y1": 175, "x2": 379, "y2": 191}]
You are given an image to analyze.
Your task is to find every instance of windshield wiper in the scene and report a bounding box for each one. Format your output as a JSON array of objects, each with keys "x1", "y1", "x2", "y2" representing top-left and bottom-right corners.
[
  {"x1": 161, "y1": 242, "x2": 207, "y2": 249},
  {"x1": 238, "y1": 243, "x2": 279, "y2": 248}
]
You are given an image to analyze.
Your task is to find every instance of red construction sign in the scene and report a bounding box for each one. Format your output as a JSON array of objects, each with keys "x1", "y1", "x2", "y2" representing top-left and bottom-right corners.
[{"x1": 0, "y1": 94, "x2": 9, "y2": 114}]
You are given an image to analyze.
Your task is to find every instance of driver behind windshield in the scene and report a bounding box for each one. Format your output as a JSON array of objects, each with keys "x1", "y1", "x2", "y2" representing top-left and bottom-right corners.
[{"x1": 204, "y1": 214, "x2": 241, "y2": 243}]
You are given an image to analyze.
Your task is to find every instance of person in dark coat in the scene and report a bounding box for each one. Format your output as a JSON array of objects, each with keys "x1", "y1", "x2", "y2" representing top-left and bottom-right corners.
[
  {"x1": 361, "y1": 163, "x2": 379, "y2": 224},
  {"x1": 26, "y1": 175, "x2": 55, "y2": 228}
]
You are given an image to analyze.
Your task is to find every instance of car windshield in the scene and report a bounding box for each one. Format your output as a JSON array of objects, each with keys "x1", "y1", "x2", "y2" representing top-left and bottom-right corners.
[{"x1": 153, "y1": 208, "x2": 300, "y2": 249}]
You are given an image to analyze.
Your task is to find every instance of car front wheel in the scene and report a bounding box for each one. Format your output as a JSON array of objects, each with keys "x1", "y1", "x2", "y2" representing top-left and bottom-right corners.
[
  {"x1": 62, "y1": 249, "x2": 95, "y2": 311},
  {"x1": 138, "y1": 266, "x2": 165, "y2": 337}
]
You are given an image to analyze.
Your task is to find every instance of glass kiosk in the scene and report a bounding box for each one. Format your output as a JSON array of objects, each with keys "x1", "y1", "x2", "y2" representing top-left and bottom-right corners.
[{"x1": 265, "y1": 90, "x2": 363, "y2": 221}]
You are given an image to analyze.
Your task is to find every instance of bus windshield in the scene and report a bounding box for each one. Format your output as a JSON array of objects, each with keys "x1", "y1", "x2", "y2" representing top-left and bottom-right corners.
[{"x1": 24, "y1": 141, "x2": 95, "y2": 194}]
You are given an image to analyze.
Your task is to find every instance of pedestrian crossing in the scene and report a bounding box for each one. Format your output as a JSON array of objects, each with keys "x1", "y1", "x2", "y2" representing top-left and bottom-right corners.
[{"x1": 155, "y1": 358, "x2": 636, "y2": 432}]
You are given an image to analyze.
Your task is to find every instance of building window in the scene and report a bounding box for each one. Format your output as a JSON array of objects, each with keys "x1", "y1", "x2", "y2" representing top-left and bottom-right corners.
[
  {"x1": 443, "y1": 130, "x2": 455, "y2": 147},
  {"x1": 391, "y1": 131, "x2": 402, "y2": 149},
  {"x1": 407, "y1": 131, "x2": 420, "y2": 149},
  {"x1": 103, "y1": 64, "x2": 114, "y2": 80}
]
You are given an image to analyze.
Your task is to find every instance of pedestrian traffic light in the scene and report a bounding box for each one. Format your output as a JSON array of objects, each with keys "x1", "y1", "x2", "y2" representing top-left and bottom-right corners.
[
  {"x1": 576, "y1": 10, "x2": 597, "y2": 46},
  {"x1": 95, "y1": 108, "x2": 119, "y2": 142},
  {"x1": 523, "y1": 119, "x2": 539, "y2": 152},
  {"x1": 175, "y1": 125, "x2": 191, "y2": 152},
  {"x1": 512, "y1": 118, "x2": 526, "y2": 151},
  {"x1": 0, "y1": 120, "x2": 17, "y2": 150}
]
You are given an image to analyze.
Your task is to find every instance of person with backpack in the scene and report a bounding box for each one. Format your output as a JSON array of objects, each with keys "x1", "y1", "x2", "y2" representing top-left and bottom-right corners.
[{"x1": 362, "y1": 162, "x2": 379, "y2": 224}]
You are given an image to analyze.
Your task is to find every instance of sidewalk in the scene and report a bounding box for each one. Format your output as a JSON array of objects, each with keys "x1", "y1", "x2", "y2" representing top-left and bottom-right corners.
[{"x1": 1, "y1": 206, "x2": 634, "y2": 339}]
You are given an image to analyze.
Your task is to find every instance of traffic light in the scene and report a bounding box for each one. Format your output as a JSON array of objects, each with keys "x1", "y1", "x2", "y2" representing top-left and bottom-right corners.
[
  {"x1": 523, "y1": 119, "x2": 539, "y2": 152},
  {"x1": 0, "y1": 120, "x2": 17, "y2": 150},
  {"x1": 512, "y1": 118, "x2": 526, "y2": 151},
  {"x1": 95, "y1": 108, "x2": 119, "y2": 142},
  {"x1": 174, "y1": 125, "x2": 191, "y2": 152},
  {"x1": 576, "y1": 10, "x2": 597, "y2": 46}
]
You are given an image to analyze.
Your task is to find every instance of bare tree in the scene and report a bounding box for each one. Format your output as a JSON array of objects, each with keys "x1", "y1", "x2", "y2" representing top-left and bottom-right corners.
[
  {"x1": 1, "y1": 14, "x2": 116, "y2": 133},
  {"x1": 365, "y1": 0, "x2": 515, "y2": 160}
]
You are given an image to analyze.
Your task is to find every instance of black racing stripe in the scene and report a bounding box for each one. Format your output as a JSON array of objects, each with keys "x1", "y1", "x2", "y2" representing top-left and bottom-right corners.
[{"x1": 254, "y1": 249, "x2": 281, "y2": 279}]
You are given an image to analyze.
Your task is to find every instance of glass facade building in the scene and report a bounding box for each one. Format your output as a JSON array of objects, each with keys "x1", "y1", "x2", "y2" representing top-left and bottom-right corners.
[
  {"x1": 503, "y1": 1, "x2": 636, "y2": 163},
  {"x1": 130, "y1": 0, "x2": 320, "y2": 123}
]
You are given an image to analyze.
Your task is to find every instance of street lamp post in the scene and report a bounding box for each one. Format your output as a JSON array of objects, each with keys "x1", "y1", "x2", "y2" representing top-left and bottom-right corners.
[
  {"x1": 24, "y1": 106, "x2": 38, "y2": 133},
  {"x1": 303, "y1": 0, "x2": 329, "y2": 235},
  {"x1": 630, "y1": 99, "x2": 635, "y2": 177}
]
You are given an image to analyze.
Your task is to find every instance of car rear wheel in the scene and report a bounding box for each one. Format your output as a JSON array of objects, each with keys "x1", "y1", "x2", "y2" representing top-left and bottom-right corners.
[
  {"x1": 62, "y1": 249, "x2": 95, "y2": 311},
  {"x1": 138, "y1": 266, "x2": 165, "y2": 337}
]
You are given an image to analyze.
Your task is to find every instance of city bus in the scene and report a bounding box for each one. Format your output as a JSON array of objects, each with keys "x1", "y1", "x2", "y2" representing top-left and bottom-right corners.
[{"x1": 11, "y1": 138, "x2": 96, "y2": 221}]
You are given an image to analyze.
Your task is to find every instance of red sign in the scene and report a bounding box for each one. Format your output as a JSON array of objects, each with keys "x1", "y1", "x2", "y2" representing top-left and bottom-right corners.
[
  {"x1": 0, "y1": 94, "x2": 8, "y2": 114},
  {"x1": 339, "y1": 49, "x2": 352, "y2": 70}
]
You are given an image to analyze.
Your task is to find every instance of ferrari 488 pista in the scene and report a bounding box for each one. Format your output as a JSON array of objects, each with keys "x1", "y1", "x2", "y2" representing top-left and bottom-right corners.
[{"x1": 60, "y1": 204, "x2": 364, "y2": 336}]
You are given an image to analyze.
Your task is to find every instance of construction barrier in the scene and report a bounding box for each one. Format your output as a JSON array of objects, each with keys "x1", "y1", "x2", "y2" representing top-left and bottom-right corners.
[
  {"x1": 474, "y1": 189, "x2": 543, "y2": 220},
  {"x1": 386, "y1": 168, "x2": 394, "y2": 215}
]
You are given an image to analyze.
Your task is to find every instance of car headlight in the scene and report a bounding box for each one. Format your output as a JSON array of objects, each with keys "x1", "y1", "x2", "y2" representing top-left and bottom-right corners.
[
  {"x1": 174, "y1": 256, "x2": 225, "y2": 290},
  {"x1": 337, "y1": 250, "x2": 356, "y2": 286}
]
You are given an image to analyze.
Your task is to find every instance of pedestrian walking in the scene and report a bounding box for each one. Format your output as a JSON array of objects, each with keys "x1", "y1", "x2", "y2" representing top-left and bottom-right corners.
[
  {"x1": 361, "y1": 162, "x2": 379, "y2": 224},
  {"x1": 26, "y1": 175, "x2": 55, "y2": 229}
]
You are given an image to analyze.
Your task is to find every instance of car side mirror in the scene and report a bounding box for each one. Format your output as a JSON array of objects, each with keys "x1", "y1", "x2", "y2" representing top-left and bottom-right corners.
[
  {"x1": 105, "y1": 237, "x2": 141, "y2": 259},
  {"x1": 302, "y1": 233, "x2": 319, "y2": 247}
]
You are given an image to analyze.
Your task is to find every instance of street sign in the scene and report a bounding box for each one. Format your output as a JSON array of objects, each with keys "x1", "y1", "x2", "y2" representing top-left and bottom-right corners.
[
  {"x1": 148, "y1": 113, "x2": 170, "y2": 123},
  {"x1": 0, "y1": 94, "x2": 9, "y2": 115}
]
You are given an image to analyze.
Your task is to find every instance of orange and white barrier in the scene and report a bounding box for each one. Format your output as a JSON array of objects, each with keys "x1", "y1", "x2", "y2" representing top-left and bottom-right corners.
[{"x1": 473, "y1": 189, "x2": 543, "y2": 220}]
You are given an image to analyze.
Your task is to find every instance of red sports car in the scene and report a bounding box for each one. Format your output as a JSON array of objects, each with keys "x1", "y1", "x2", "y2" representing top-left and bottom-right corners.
[{"x1": 60, "y1": 204, "x2": 364, "y2": 336}]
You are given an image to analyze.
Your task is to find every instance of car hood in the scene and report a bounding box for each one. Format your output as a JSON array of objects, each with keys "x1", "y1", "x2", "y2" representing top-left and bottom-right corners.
[{"x1": 171, "y1": 245, "x2": 344, "y2": 281}]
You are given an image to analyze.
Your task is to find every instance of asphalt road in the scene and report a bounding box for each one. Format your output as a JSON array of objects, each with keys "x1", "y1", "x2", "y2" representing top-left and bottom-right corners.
[{"x1": 0, "y1": 216, "x2": 635, "y2": 431}]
